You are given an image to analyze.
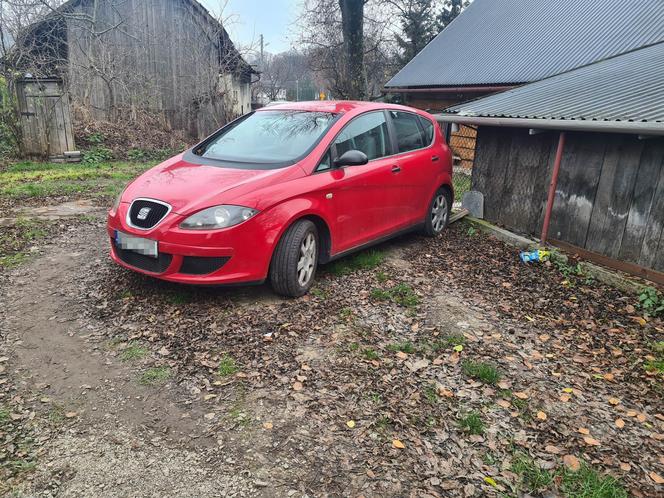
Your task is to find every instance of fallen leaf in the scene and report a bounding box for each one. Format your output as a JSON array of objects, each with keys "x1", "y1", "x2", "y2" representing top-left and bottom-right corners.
[
  {"x1": 637, "y1": 413, "x2": 647, "y2": 423},
  {"x1": 263, "y1": 422, "x2": 273, "y2": 430},
  {"x1": 292, "y1": 381, "x2": 303, "y2": 391},
  {"x1": 619, "y1": 462, "x2": 631, "y2": 471},
  {"x1": 560, "y1": 394, "x2": 571, "y2": 402},
  {"x1": 545, "y1": 445, "x2": 561, "y2": 454},
  {"x1": 536, "y1": 411, "x2": 547, "y2": 421},
  {"x1": 396, "y1": 351, "x2": 408, "y2": 360},
  {"x1": 578, "y1": 427, "x2": 590, "y2": 435},
  {"x1": 583, "y1": 436, "x2": 601, "y2": 446},
  {"x1": 65, "y1": 411, "x2": 78, "y2": 418},
  {"x1": 392, "y1": 439, "x2": 405, "y2": 449},
  {"x1": 562, "y1": 387, "x2": 574, "y2": 394},
  {"x1": 203, "y1": 394, "x2": 217, "y2": 401},
  {"x1": 483, "y1": 476, "x2": 497, "y2": 487},
  {"x1": 158, "y1": 346, "x2": 170, "y2": 356},
  {"x1": 603, "y1": 373, "x2": 615, "y2": 381},
  {"x1": 497, "y1": 399, "x2": 510, "y2": 408},
  {"x1": 650, "y1": 472, "x2": 664, "y2": 484},
  {"x1": 204, "y1": 412, "x2": 215, "y2": 420},
  {"x1": 513, "y1": 392, "x2": 528, "y2": 400},
  {"x1": 346, "y1": 420, "x2": 356, "y2": 429},
  {"x1": 615, "y1": 418, "x2": 625, "y2": 429},
  {"x1": 626, "y1": 410, "x2": 638, "y2": 417},
  {"x1": 438, "y1": 388, "x2": 454, "y2": 398},
  {"x1": 497, "y1": 380, "x2": 511, "y2": 389},
  {"x1": 608, "y1": 397, "x2": 620, "y2": 406},
  {"x1": 563, "y1": 454, "x2": 580, "y2": 472},
  {"x1": 453, "y1": 344, "x2": 464, "y2": 352}
]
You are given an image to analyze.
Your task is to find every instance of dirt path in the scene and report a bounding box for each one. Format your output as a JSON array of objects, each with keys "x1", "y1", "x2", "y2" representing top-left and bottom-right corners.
[{"x1": 0, "y1": 223, "x2": 260, "y2": 497}]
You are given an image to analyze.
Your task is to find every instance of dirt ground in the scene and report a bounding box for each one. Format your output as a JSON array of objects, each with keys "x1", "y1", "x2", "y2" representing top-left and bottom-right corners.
[{"x1": 0, "y1": 215, "x2": 663, "y2": 497}]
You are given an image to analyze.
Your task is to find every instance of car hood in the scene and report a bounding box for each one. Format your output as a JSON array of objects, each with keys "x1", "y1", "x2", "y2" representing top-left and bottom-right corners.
[{"x1": 122, "y1": 153, "x2": 305, "y2": 214}]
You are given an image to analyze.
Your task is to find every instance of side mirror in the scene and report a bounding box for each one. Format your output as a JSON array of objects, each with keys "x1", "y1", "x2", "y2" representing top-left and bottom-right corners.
[{"x1": 334, "y1": 150, "x2": 368, "y2": 168}]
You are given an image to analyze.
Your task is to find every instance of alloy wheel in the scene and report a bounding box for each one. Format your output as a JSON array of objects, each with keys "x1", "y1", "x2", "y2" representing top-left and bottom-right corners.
[
  {"x1": 431, "y1": 194, "x2": 448, "y2": 233},
  {"x1": 297, "y1": 233, "x2": 316, "y2": 286}
]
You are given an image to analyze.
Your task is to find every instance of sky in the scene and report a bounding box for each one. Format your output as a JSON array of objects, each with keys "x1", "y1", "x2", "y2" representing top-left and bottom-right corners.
[{"x1": 200, "y1": 0, "x2": 298, "y2": 55}]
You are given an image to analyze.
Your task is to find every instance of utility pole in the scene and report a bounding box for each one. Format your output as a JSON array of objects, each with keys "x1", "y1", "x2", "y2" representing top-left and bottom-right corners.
[{"x1": 260, "y1": 34, "x2": 264, "y2": 69}]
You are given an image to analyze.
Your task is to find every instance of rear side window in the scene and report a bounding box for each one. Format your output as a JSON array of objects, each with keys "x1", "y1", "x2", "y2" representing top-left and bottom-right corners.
[
  {"x1": 389, "y1": 111, "x2": 426, "y2": 153},
  {"x1": 335, "y1": 111, "x2": 390, "y2": 160},
  {"x1": 418, "y1": 115, "x2": 435, "y2": 145}
]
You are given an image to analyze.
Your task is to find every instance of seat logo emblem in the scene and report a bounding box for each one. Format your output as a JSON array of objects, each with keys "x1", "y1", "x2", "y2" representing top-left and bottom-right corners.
[{"x1": 137, "y1": 207, "x2": 152, "y2": 220}]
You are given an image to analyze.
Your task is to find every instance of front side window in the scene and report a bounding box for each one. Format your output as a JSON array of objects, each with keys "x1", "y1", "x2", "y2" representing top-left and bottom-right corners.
[
  {"x1": 334, "y1": 112, "x2": 390, "y2": 161},
  {"x1": 198, "y1": 110, "x2": 336, "y2": 164},
  {"x1": 389, "y1": 111, "x2": 426, "y2": 153}
]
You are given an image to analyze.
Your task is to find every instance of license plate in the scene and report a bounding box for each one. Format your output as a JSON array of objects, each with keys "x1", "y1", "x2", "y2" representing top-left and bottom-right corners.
[{"x1": 115, "y1": 230, "x2": 158, "y2": 258}]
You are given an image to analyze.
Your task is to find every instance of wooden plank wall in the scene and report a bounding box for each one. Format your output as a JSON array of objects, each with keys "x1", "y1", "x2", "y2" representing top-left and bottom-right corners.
[
  {"x1": 65, "y1": 0, "x2": 239, "y2": 138},
  {"x1": 473, "y1": 127, "x2": 664, "y2": 272},
  {"x1": 17, "y1": 79, "x2": 75, "y2": 157}
]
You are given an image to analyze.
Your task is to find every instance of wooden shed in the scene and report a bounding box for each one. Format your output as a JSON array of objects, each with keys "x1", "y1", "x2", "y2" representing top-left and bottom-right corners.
[
  {"x1": 12, "y1": 0, "x2": 255, "y2": 141},
  {"x1": 437, "y1": 42, "x2": 664, "y2": 283}
]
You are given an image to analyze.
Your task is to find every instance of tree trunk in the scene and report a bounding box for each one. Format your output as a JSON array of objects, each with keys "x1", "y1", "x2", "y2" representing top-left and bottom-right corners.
[{"x1": 339, "y1": 0, "x2": 366, "y2": 100}]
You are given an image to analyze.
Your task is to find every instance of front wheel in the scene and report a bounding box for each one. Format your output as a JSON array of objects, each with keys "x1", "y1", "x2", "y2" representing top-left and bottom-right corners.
[
  {"x1": 423, "y1": 187, "x2": 452, "y2": 237},
  {"x1": 270, "y1": 220, "x2": 319, "y2": 297}
]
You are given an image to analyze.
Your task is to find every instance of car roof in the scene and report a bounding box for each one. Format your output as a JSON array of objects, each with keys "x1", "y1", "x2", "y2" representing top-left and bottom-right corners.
[{"x1": 256, "y1": 100, "x2": 426, "y2": 115}]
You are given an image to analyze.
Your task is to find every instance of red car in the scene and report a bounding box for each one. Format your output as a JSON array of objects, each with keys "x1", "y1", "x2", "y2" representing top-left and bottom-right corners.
[{"x1": 107, "y1": 101, "x2": 453, "y2": 297}]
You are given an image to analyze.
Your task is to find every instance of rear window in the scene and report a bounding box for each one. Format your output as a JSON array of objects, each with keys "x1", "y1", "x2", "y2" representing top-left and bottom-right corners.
[
  {"x1": 197, "y1": 110, "x2": 336, "y2": 164},
  {"x1": 389, "y1": 111, "x2": 426, "y2": 153},
  {"x1": 418, "y1": 115, "x2": 435, "y2": 145}
]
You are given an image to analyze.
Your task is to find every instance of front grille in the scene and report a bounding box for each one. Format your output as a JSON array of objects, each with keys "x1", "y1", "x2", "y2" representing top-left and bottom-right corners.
[
  {"x1": 180, "y1": 256, "x2": 229, "y2": 275},
  {"x1": 115, "y1": 244, "x2": 172, "y2": 273},
  {"x1": 128, "y1": 199, "x2": 170, "y2": 229}
]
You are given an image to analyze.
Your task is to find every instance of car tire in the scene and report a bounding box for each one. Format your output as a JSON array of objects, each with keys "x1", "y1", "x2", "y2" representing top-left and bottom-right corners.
[
  {"x1": 423, "y1": 187, "x2": 452, "y2": 237},
  {"x1": 270, "y1": 219, "x2": 319, "y2": 297}
]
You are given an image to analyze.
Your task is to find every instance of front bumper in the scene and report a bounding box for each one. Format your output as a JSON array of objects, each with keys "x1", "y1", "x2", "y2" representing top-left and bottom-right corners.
[{"x1": 107, "y1": 203, "x2": 273, "y2": 285}]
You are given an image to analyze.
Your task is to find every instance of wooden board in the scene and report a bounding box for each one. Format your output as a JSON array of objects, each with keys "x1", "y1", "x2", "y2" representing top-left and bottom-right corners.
[{"x1": 585, "y1": 136, "x2": 644, "y2": 258}]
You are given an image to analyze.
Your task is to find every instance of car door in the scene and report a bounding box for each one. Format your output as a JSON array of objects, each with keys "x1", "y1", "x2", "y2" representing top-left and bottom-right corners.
[
  {"x1": 315, "y1": 111, "x2": 403, "y2": 253},
  {"x1": 387, "y1": 110, "x2": 436, "y2": 224}
]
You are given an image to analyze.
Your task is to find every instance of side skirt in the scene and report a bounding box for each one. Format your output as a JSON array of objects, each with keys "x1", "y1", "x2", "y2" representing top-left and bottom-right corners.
[{"x1": 324, "y1": 223, "x2": 425, "y2": 263}]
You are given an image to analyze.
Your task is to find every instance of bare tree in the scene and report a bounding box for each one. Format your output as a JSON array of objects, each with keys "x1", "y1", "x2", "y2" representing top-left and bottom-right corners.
[{"x1": 298, "y1": 0, "x2": 397, "y2": 100}]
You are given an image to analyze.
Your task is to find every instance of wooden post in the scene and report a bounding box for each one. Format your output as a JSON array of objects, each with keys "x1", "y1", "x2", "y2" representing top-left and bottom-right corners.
[{"x1": 540, "y1": 131, "x2": 566, "y2": 244}]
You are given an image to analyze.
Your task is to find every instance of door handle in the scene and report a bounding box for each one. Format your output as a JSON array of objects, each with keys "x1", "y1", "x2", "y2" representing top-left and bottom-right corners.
[
  {"x1": 431, "y1": 155, "x2": 440, "y2": 162},
  {"x1": 391, "y1": 165, "x2": 401, "y2": 173}
]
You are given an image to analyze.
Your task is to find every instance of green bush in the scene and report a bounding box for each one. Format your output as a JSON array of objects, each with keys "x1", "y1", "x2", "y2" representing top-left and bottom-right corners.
[{"x1": 82, "y1": 146, "x2": 114, "y2": 165}]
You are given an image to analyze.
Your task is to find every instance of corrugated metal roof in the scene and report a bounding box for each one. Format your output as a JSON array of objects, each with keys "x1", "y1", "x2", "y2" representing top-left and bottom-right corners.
[
  {"x1": 442, "y1": 42, "x2": 664, "y2": 124},
  {"x1": 385, "y1": 0, "x2": 664, "y2": 88}
]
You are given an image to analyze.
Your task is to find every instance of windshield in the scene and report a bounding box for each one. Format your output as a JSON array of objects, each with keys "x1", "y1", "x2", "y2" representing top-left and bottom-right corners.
[{"x1": 198, "y1": 110, "x2": 336, "y2": 163}]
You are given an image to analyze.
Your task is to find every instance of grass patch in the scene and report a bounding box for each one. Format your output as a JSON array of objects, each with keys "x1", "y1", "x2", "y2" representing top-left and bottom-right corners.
[
  {"x1": 0, "y1": 160, "x2": 154, "y2": 201},
  {"x1": 217, "y1": 354, "x2": 239, "y2": 376},
  {"x1": 461, "y1": 360, "x2": 501, "y2": 385},
  {"x1": 423, "y1": 384, "x2": 438, "y2": 404},
  {"x1": 431, "y1": 333, "x2": 466, "y2": 351},
  {"x1": 327, "y1": 249, "x2": 385, "y2": 276},
  {"x1": 0, "y1": 252, "x2": 29, "y2": 268},
  {"x1": 120, "y1": 343, "x2": 148, "y2": 362},
  {"x1": 512, "y1": 452, "x2": 554, "y2": 491},
  {"x1": 511, "y1": 452, "x2": 627, "y2": 497},
  {"x1": 645, "y1": 358, "x2": 664, "y2": 374},
  {"x1": 459, "y1": 411, "x2": 484, "y2": 435},
  {"x1": 387, "y1": 341, "x2": 416, "y2": 354},
  {"x1": 362, "y1": 348, "x2": 379, "y2": 360},
  {"x1": 371, "y1": 283, "x2": 420, "y2": 307},
  {"x1": 139, "y1": 367, "x2": 170, "y2": 385}
]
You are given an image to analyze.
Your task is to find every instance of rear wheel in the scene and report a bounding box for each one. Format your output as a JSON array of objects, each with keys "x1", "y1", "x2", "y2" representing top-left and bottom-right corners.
[
  {"x1": 423, "y1": 187, "x2": 451, "y2": 237},
  {"x1": 270, "y1": 220, "x2": 319, "y2": 297}
]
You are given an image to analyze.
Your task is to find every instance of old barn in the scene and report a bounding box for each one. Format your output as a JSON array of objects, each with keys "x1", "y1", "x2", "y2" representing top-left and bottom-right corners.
[{"x1": 12, "y1": 0, "x2": 255, "y2": 157}]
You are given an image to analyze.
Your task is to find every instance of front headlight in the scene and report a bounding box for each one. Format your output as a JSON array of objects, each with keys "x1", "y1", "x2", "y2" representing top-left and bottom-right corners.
[
  {"x1": 111, "y1": 187, "x2": 126, "y2": 211},
  {"x1": 180, "y1": 205, "x2": 259, "y2": 230}
]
